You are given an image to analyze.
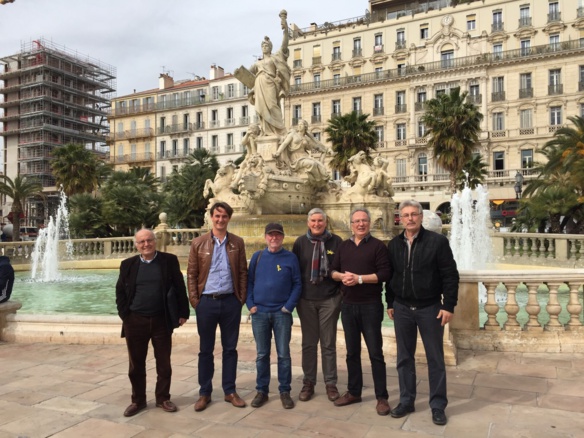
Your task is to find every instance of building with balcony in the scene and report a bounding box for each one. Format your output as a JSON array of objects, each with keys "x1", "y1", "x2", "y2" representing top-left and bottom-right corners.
[
  {"x1": 0, "y1": 38, "x2": 115, "y2": 225},
  {"x1": 286, "y1": 0, "x2": 584, "y2": 211},
  {"x1": 108, "y1": 65, "x2": 257, "y2": 181}
]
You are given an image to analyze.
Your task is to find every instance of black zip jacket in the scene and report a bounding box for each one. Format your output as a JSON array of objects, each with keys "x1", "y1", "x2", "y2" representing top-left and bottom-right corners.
[{"x1": 387, "y1": 226, "x2": 459, "y2": 313}]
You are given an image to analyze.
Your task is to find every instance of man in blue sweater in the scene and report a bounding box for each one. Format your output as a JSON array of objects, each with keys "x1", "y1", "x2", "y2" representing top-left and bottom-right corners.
[{"x1": 247, "y1": 223, "x2": 302, "y2": 409}]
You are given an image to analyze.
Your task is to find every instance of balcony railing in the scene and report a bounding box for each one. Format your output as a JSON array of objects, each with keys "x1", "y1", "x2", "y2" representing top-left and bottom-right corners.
[
  {"x1": 519, "y1": 88, "x2": 533, "y2": 99},
  {"x1": 548, "y1": 11, "x2": 561, "y2": 23},
  {"x1": 548, "y1": 84, "x2": 563, "y2": 95},
  {"x1": 312, "y1": 56, "x2": 322, "y2": 66},
  {"x1": 492, "y1": 22, "x2": 504, "y2": 32},
  {"x1": 579, "y1": 7, "x2": 584, "y2": 18},
  {"x1": 395, "y1": 40, "x2": 407, "y2": 50},
  {"x1": 518, "y1": 16, "x2": 532, "y2": 27},
  {"x1": 293, "y1": 60, "x2": 302, "y2": 68},
  {"x1": 373, "y1": 44, "x2": 384, "y2": 53},
  {"x1": 331, "y1": 111, "x2": 341, "y2": 119},
  {"x1": 395, "y1": 104, "x2": 407, "y2": 113},
  {"x1": 415, "y1": 101, "x2": 426, "y2": 111},
  {"x1": 331, "y1": 52, "x2": 342, "y2": 61},
  {"x1": 311, "y1": 115, "x2": 322, "y2": 123},
  {"x1": 467, "y1": 94, "x2": 482, "y2": 104},
  {"x1": 373, "y1": 107, "x2": 384, "y2": 116},
  {"x1": 491, "y1": 91, "x2": 506, "y2": 102},
  {"x1": 352, "y1": 48, "x2": 362, "y2": 58}
]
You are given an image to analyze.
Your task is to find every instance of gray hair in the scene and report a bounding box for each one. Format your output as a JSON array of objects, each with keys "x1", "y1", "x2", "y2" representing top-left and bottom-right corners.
[
  {"x1": 350, "y1": 207, "x2": 371, "y2": 222},
  {"x1": 398, "y1": 200, "x2": 423, "y2": 214},
  {"x1": 134, "y1": 228, "x2": 156, "y2": 242},
  {"x1": 307, "y1": 207, "x2": 327, "y2": 221}
]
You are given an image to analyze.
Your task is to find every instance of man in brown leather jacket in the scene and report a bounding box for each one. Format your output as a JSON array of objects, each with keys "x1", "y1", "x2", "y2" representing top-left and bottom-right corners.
[{"x1": 187, "y1": 202, "x2": 248, "y2": 412}]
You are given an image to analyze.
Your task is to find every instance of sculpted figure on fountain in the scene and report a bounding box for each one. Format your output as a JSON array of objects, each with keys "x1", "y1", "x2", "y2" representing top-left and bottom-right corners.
[
  {"x1": 273, "y1": 120, "x2": 331, "y2": 187},
  {"x1": 235, "y1": 11, "x2": 290, "y2": 137}
]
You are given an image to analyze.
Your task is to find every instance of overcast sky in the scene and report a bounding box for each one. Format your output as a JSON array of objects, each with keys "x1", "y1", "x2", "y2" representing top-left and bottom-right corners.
[{"x1": 0, "y1": 0, "x2": 366, "y2": 96}]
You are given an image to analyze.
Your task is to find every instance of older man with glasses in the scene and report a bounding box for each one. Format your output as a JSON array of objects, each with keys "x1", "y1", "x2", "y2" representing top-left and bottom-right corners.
[
  {"x1": 386, "y1": 200, "x2": 459, "y2": 426},
  {"x1": 330, "y1": 208, "x2": 392, "y2": 416},
  {"x1": 116, "y1": 228, "x2": 190, "y2": 417}
]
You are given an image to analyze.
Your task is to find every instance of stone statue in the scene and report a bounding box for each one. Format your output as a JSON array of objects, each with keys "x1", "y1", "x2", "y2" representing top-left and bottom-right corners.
[
  {"x1": 203, "y1": 161, "x2": 239, "y2": 204},
  {"x1": 373, "y1": 154, "x2": 394, "y2": 197},
  {"x1": 273, "y1": 120, "x2": 331, "y2": 185},
  {"x1": 241, "y1": 123, "x2": 260, "y2": 155},
  {"x1": 340, "y1": 151, "x2": 378, "y2": 201},
  {"x1": 233, "y1": 153, "x2": 270, "y2": 201},
  {"x1": 235, "y1": 10, "x2": 291, "y2": 137}
]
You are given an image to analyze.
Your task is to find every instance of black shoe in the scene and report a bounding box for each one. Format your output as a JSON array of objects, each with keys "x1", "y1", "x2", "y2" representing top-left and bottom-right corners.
[
  {"x1": 280, "y1": 392, "x2": 295, "y2": 409},
  {"x1": 432, "y1": 408, "x2": 447, "y2": 425},
  {"x1": 251, "y1": 392, "x2": 268, "y2": 408},
  {"x1": 390, "y1": 403, "x2": 415, "y2": 418}
]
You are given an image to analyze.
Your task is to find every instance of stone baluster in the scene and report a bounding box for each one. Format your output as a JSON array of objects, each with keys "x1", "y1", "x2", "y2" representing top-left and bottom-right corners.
[
  {"x1": 534, "y1": 238, "x2": 541, "y2": 258},
  {"x1": 503, "y1": 282, "x2": 521, "y2": 331},
  {"x1": 525, "y1": 282, "x2": 543, "y2": 331},
  {"x1": 569, "y1": 239, "x2": 577, "y2": 260},
  {"x1": 566, "y1": 281, "x2": 583, "y2": 330},
  {"x1": 505, "y1": 237, "x2": 511, "y2": 255},
  {"x1": 548, "y1": 238, "x2": 555, "y2": 259},
  {"x1": 545, "y1": 282, "x2": 563, "y2": 330},
  {"x1": 514, "y1": 237, "x2": 520, "y2": 257},
  {"x1": 483, "y1": 281, "x2": 500, "y2": 330}
]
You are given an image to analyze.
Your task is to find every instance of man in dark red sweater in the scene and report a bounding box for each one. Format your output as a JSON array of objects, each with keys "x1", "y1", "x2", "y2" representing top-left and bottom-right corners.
[{"x1": 331, "y1": 208, "x2": 391, "y2": 416}]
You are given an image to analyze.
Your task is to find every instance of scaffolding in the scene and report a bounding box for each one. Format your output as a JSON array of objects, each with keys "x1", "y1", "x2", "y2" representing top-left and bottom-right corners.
[{"x1": 0, "y1": 37, "x2": 116, "y2": 226}]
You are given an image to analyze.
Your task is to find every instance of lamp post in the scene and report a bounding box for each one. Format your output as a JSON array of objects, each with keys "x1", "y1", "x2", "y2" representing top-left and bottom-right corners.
[{"x1": 514, "y1": 171, "x2": 524, "y2": 199}]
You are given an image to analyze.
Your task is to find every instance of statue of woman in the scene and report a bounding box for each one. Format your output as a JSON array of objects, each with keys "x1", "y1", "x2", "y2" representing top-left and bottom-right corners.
[
  {"x1": 247, "y1": 10, "x2": 291, "y2": 137},
  {"x1": 273, "y1": 119, "x2": 331, "y2": 185}
]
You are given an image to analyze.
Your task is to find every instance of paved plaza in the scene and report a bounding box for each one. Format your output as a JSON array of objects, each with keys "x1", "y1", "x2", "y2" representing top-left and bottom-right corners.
[{"x1": 1, "y1": 338, "x2": 584, "y2": 437}]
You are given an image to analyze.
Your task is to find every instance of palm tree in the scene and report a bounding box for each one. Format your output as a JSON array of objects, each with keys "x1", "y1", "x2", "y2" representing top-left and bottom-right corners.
[
  {"x1": 163, "y1": 149, "x2": 219, "y2": 227},
  {"x1": 457, "y1": 154, "x2": 488, "y2": 190},
  {"x1": 521, "y1": 115, "x2": 584, "y2": 232},
  {"x1": 68, "y1": 193, "x2": 109, "y2": 238},
  {"x1": 421, "y1": 87, "x2": 483, "y2": 193},
  {"x1": 50, "y1": 143, "x2": 103, "y2": 197},
  {"x1": 0, "y1": 175, "x2": 43, "y2": 242},
  {"x1": 324, "y1": 111, "x2": 378, "y2": 177}
]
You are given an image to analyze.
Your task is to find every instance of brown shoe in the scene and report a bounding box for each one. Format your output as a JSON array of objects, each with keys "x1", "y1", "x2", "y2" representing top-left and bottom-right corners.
[
  {"x1": 298, "y1": 380, "x2": 314, "y2": 402},
  {"x1": 194, "y1": 395, "x2": 211, "y2": 412},
  {"x1": 224, "y1": 392, "x2": 246, "y2": 408},
  {"x1": 123, "y1": 402, "x2": 147, "y2": 417},
  {"x1": 325, "y1": 384, "x2": 340, "y2": 402},
  {"x1": 333, "y1": 392, "x2": 362, "y2": 407},
  {"x1": 376, "y1": 398, "x2": 391, "y2": 416},
  {"x1": 156, "y1": 400, "x2": 178, "y2": 413}
]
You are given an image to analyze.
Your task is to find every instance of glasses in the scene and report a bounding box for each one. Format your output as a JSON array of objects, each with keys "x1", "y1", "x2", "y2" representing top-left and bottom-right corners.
[
  {"x1": 400, "y1": 213, "x2": 422, "y2": 219},
  {"x1": 266, "y1": 233, "x2": 284, "y2": 239},
  {"x1": 351, "y1": 219, "x2": 370, "y2": 224},
  {"x1": 136, "y1": 238, "x2": 155, "y2": 245}
]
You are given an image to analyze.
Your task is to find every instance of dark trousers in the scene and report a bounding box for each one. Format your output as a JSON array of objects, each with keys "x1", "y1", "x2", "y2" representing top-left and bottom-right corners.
[
  {"x1": 123, "y1": 312, "x2": 172, "y2": 405},
  {"x1": 393, "y1": 301, "x2": 447, "y2": 409},
  {"x1": 195, "y1": 293, "x2": 241, "y2": 396},
  {"x1": 297, "y1": 294, "x2": 342, "y2": 385},
  {"x1": 341, "y1": 302, "x2": 388, "y2": 399}
]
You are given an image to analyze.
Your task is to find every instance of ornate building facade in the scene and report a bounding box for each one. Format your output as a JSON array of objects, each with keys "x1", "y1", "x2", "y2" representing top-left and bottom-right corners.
[{"x1": 285, "y1": 0, "x2": 584, "y2": 210}]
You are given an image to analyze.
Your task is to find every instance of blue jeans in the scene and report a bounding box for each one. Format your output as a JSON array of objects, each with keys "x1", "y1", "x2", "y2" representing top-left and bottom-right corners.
[
  {"x1": 251, "y1": 310, "x2": 293, "y2": 394},
  {"x1": 195, "y1": 294, "x2": 241, "y2": 396},
  {"x1": 393, "y1": 301, "x2": 447, "y2": 409},
  {"x1": 341, "y1": 302, "x2": 388, "y2": 399}
]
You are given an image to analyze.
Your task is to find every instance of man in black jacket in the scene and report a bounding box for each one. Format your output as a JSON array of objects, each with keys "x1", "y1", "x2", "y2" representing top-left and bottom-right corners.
[
  {"x1": 116, "y1": 229, "x2": 190, "y2": 417},
  {"x1": 387, "y1": 200, "x2": 459, "y2": 426},
  {"x1": 0, "y1": 255, "x2": 14, "y2": 303}
]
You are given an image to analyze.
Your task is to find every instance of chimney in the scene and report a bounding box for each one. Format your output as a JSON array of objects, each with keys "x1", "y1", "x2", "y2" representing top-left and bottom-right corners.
[
  {"x1": 159, "y1": 73, "x2": 174, "y2": 90},
  {"x1": 209, "y1": 64, "x2": 225, "y2": 80}
]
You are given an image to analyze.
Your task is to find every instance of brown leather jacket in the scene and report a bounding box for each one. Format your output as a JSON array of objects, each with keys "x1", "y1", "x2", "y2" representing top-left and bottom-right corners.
[{"x1": 187, "y1": 231, "x2": 248, "y2": 309}]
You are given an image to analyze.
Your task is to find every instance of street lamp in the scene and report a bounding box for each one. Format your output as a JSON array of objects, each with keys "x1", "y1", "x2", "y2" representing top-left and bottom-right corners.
[{"x1": 514, "y1": 171, "x2": 524, "y2": 199}]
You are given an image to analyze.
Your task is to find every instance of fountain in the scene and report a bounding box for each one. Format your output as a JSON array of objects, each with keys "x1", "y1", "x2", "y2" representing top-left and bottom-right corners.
[
  {"x1": 30, "y1": 189, "x2": 73, "y2": 282},
  {"x1": 449, "y1": 182, "x2": 492, "y2": 270}
]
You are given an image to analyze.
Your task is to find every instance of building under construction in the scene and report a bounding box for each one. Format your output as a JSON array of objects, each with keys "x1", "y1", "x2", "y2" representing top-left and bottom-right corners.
[{"x1": 0, "y1": 38, "x2": 116, "y2": 226}]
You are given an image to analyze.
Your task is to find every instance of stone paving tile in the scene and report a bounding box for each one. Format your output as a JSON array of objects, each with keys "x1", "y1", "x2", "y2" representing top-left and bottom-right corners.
[
  {"x1": 471, "y1": 386, "x2": 538, "y2": 406},
  {"x1": 193, "y1": 422, "x2": 263, "y2": 437},
  {"x1": 473, "y1": 373, "x2": 548, "y2": 393},
  {"x1": 493, "y1": 404, "x2": 584, "y2": 437},
  {"x1": 297, "y1": 416, "x2": 372, "y2": 437},
  {"x1": 547, "y1": 379, "x2": 584, "y2": 397},
  {"x1": 43, "y1": 380, "x2": 99, "y2": 398},
  {"x1": 128, "y1": 409, "x2": 207, "y2": 435},
  {"x1": 538, "y1": 393, "x2": 584, "y2": 413},
  {"x1": 497, "y1": 358, "x2": 558, "y2": 379},
  {"x1": 366, "y1": 424, "x2": 427, "y2": 437},
  {"x1": 0, "y1": 408, "x2": 84, "y2": 438},
  {"x1": 37, "y1": 395, "x2": 103, "y2": 415},
  {"x1": 237, "y1": 406, "x2": 310, "y2": 435},
  {"x1": 74, "y1": 383, "x2": 125, "y2": 402},
  {"x1": 520, "y1": 353, "x2": 579, "y2": 369},
  {"x1": 0, "y1": 389, "x2": 53, "y2": 406},
  {"x1": 50, "y1": 418, "x2": 146, "y2": 438}
]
